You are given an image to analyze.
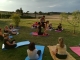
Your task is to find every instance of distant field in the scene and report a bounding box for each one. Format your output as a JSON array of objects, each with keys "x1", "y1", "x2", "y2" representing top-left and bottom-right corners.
[
  {"x1": 0, "y1": 19, "x2": 80, "y2": 60},
  {"x1": 34, "y1": 14, "x2": 72, "y2": 20}
]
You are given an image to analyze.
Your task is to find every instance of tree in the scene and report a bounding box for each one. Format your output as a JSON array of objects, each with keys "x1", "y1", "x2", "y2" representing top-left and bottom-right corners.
[
  {"x1": 63, "y1": 10, "x2": 80, "y2": 34},
  {"x1": 26, "y1": 11, "x2": 29, "y2": 16},
  {"x1": 34, "y1": 11, "x2": 37, "y2": 18},
  {"x1": 11, "y1": 13, "x2": 20, "y2": 27},
  {"x1": 71, "y1": 10, "x2": 80, "y2": 34},
  {"x1": 39, "y1": 11, "x2": 43, "y2": 15},
  {"x1": 16, "y1": 8, "x2": 23, "y2": 16},
  {"x1": 16, "y1": 9, "x2": 20, "y2": 14},
  {"x1": 47, "y1": 12, "x2": 50, "y2": 15},
  {"x1": 60, "y1": 12, "x2": 67, "y2": 24},
  {"x1": 20, "y1": 8, "x2": 23, "y2": 16}
]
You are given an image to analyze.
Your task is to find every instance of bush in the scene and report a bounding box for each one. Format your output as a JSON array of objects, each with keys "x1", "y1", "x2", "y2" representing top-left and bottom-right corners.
[{"x1": 11, "y1": 13, "x2": 20, "y2": 27}]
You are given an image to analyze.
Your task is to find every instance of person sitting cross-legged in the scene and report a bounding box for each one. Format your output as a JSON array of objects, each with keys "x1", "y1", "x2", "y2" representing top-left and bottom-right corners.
[
  {"x1": 4, "y1": 33, "x2": 17, "y2": 49},
  {"x1": 4, "y1": 25, "x2": 18, "y2": 35},
  {"x1": 9, "y1": 23, "x2": 14, "y2": 30},
  {"x1": 32, "y1": 22, "x2": 38, "y2": 29},
  {"x1": 27, "y1": 42, "x2": 41, "y2": 60},
  {"x1": 48, "y1": 23, "x2": 53, "y2": 31},
  {"x1": 52, "y1": 37, "x2": 67, "y2": 59},
  {"x1": 56, "y1": 23, "x2": 63, "y2": 31}
]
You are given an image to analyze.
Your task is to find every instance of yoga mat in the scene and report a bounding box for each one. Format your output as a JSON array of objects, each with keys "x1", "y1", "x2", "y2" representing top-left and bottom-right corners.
[
  {"x1": 31, "y1": 32, "x2": 49, "y2": 36},
  {"x1": 9, "y1": 36, "x2": 13, "y2": 39},
  {"x1": 55, "y1": 30, "x2": 61, "y2": 32},
  {"x1": 25, "y1": 45, "x2": 45, "y2": 60},
  {"x1": 48, "y1": 46, "x2": 76, "y2": 60},
  {"x1": 2, "y1": 41, "x2": 30, "y2": 50},
  {"x1": 70, "y1": 47, "x2": 80, "y2": 56}
]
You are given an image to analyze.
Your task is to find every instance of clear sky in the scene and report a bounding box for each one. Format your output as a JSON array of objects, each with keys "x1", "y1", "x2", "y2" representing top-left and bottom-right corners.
[{"x1": 0, "y1": 0, "x2": 80, "y2": 12}]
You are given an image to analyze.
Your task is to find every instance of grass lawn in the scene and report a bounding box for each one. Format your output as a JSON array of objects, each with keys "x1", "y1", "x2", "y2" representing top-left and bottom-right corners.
[{"x1": 0, "y1": 19, "x2": 80, "y2": 60}]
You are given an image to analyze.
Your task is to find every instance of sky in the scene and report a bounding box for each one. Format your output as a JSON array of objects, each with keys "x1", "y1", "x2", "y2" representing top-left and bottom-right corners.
[{"x1": 0, "y1": 0, "x2": 80, "y2": 12}]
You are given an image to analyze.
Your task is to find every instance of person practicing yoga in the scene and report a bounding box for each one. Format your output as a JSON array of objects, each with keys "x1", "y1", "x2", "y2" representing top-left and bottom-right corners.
[
  {"x1": 4, "y1": 25, "x2": 17, "y2": 35},
  {"x1": 0, "y1": 28, "x2": 4, "y2": 41},
  {"x1": 4, "y1": 25, "x2": 10, "y2": 33},
  {"x1": 56, "y1": 23, "x2": 62, "y2": 31},
  {"x1": 32, "y1": 22, "x2": 38, "y2": 29},
  {"x1": 44, "y1": 21, "x2": 49, "y2": 35},
  {"x1": 37, "y1": 22, "x2": 43, "y2": 35},
  {"x1": 52, "y1": 37, "x2": 67, "y2": 59},
  {"x1": 4, "y1": 33, "x2": 17, "y2": 49},
  {"x1": 9, "y1": 23, "x2": 14, "y2": 30},
  {"x1": 27, "y1": 42, "x2": 41, "y2": 60},
  {"x1": 40, "y1": 15, "x2": 45, "y2": 28},
  {"x1": 48, "y1": 23, "x2": 53, "y2": 30}
]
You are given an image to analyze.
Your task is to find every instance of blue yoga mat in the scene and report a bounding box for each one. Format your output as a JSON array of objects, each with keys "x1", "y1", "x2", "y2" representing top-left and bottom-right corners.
[
  {"x1": 25, "y1": 45, "x2": 45, "y2": 60},
  {"x1": 9, "y1": 36, "x2": 13, "y2": 39},
  {"x1": 2, "y1": 41, "x2": 30, "y2": 50},
  {"x1": 16, "y1": 41, "x2": 30, "y2": 48}
]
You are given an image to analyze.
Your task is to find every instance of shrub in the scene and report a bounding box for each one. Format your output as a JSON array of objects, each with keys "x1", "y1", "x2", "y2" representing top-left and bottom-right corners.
[{"x1": 11, "y1": 13, "x2": 20, "y2": 27}]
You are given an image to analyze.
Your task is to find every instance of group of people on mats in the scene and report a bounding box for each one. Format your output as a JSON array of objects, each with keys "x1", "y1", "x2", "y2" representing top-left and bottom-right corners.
[
  {"x1": 0, "y1": 16, "x2": 66, "y2": 60},
  {"x1": 27, "y1": 37, "x2": 67, "y2": 60},
  {"x1": 0, "y1": 23, "x2": 18, "y2": 49},
  {"x1": 32, "y1": 15, "x2": 63, "y2": 35}
]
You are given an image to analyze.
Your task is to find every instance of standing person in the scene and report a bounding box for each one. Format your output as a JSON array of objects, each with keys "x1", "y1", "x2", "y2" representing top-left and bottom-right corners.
[
  {"x1": 44, "y1": 21, "x2": 49, "y2": 35},
  {"x1": 37, "y1": 22, "x2": 43, "y2": 35},
  {"x1": 4, "y1": 33, "x2": 17, "y2": 49},
  {"x1": 40, "y1": 16, "x2": 45, "y2": 28},
  {"x1": 52, "y1": 37, "x2": 67, "y2": 59},
  {"x1": 0, "y1": 28, "x2": 4, "y2": 41},
  {"x1": 27, "y1": 42, "x2": 41, "y2": 60}
]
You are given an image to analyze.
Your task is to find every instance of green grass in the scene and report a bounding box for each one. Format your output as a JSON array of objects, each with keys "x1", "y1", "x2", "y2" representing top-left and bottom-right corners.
[{"x1": 0, "y1": 19, "x2": 80, "y2": 60}]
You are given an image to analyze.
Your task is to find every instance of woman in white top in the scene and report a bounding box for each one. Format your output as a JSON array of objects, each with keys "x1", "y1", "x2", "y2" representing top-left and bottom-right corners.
[
  {"x1": 52, "y1": 37, "x2": 67, "y2": 59},
  {"x1": 27, "y1": 42, "x2": 41, "y2": 60}
]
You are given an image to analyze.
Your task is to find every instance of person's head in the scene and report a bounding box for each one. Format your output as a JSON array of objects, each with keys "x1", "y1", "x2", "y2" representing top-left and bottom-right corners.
[
  {"x1": 35, "y1": 22, "x2": 38, "y2": 25},
  {"x1": 43, "y1": 15, "x2": 45, "y2": 18},
  {"x1": 4, "y1": 33, "x2": 9, "y2": 39},
  {"x1": 38, "y1": 22, "x2": 41, "y2": 25},
  {"x1": 46, "y1": 21, "x2": 49, "y2": 24},
  {"x1": 59, "y1": 23, "x2": 61, "y2": 26},
  {"x1": 5, "y1": 25, "x2": 9, "y2": 29},
  {"x1": 28, "y1": 42, "x2": 35, "y2": 51},
  {"x1": 10, "y1": 23, "x2": 13, "y2": 26},
  {"x1": 58, "y1": 37, "x2": 64, "y2": 48}
]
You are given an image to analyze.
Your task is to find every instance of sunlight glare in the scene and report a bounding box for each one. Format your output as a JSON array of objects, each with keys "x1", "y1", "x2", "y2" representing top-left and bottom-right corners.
[{"x1": 0, "y1": 0, "x2": 7, "y2": 3}]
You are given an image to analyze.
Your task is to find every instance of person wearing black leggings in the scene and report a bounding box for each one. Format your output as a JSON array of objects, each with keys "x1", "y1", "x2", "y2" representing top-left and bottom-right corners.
[
  {"x1": 4, "y1": 33, "x2": 17, "y2": 49},
  {"x1": 38, "y1": 22, "x2": 43, "y2": 35}
]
